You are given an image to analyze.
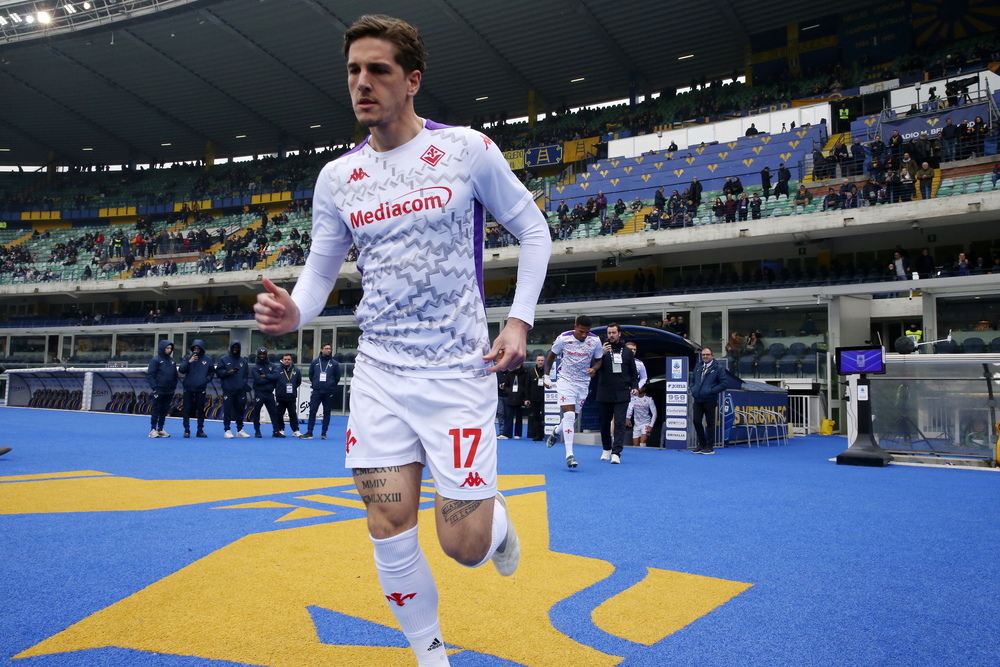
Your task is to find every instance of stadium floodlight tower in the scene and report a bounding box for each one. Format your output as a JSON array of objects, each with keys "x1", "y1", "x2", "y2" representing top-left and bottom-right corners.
[{"x1": 0, "y1": 0, "x2": 200, "y2": 44}]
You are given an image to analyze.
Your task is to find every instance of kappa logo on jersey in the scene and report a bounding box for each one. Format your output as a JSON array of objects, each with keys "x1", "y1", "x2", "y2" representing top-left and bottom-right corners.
[
  {"x1": 385, "y1": 592, "x2": 416, "y2": 607},
  {"x1": 349, "y1": 187, "x2": 453, "y2": 228},
  {"x1": 346, "y1": 429, "x2": 356, "y2": 454},
  {"x1": 421, "y1": 145, "x2": 445, "y2": 166},
  {"x1": 459, "y1": 472, "x2": 487, "y2": 488},
  {"x1": 348, "y1": 168, "x2": 370, "y2": 183}
]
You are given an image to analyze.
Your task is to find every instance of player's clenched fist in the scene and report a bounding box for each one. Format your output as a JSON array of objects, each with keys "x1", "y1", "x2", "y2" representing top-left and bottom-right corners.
[{"x1": 254, "y1": 277, "x2": 300, "y2": 335}]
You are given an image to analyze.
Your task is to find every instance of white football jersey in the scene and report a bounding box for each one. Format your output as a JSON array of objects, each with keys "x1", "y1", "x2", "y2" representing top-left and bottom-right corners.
[
  {"x1": 627, "y1": 394, "x2": 657, "y2": 426},
  {"x1": 551, "y1": 331, "x2": 602, "y2": 385},
  {"x1": 307, "y1": 120, "x2": 537, "y2": 378}
]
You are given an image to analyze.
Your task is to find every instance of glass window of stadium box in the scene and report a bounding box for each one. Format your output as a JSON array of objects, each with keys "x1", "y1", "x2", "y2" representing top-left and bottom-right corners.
[
  {"x1": 936, "y1": 296, "x2": 1000, "y2": 353},
  {"x1": 336, "y1": 327, "x2": 360, "y2": 362},
  {"x1": 728, "y1": 306, "x2": 828, "y2": 379},
  {"x1": 157, "y1": 333, "x2": 183, "y2": 361},
  {"x1": 869, "y1": 357, "x2": 1000, "y2": 464},
  {"x1": 527, "y1": 318, "x2": 577, "y2": 352},
  {"x1": 301, "y1": 329, "x2": 315, "y2": 366},
  {"x1": 115, "y1": 334, "x2": 155, "y2": 364},
  {"x1": 9, "y1": 336, "x2": 44, "y2": 363},
  {"x1": 251, "y1": 331, "x2": 298, "y2": 363},
  {"x1": 0, "y1": 335, "x2": 7, "y2": 358},
  {"x1": 74, "y1": 334, "x2": 112, "y2": 363},
  {"x1": 191, "y1": 332, "x2": 232, "y2": 363}
]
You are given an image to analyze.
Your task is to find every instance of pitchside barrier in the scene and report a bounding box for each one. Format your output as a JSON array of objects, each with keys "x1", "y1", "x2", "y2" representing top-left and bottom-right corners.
[{"x1": 3, "y1": 367, "x2": 346, "y2": 423}]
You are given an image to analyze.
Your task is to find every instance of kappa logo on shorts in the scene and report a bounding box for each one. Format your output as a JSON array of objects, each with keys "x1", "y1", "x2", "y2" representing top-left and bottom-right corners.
[
  {"x1": 346, "y1": 428, "x2": 356, "y2": 454},
  {"x1": 421, "y1": 145, "x2": 445, "y2": 167},
  {"x1": 459, "y1": 472, "x2": 487, "y2": 488},
  {"x1": 385, "y1": 592, "x2": 416, "y2": 607}
]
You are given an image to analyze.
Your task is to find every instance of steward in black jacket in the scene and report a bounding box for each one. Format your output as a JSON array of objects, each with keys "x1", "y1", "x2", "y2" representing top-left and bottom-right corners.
[
  {"x1": 251, "y1": 347, "x2": 281, "y2": 437},
  {"x1": 594, "y1": 325, "x2": 639, "y2": 461},
  {"x1": 179, "y1": 338, "x2": 214, "y2": 437}
]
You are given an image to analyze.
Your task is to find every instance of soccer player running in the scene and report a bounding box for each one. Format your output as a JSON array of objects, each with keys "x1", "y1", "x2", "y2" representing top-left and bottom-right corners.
[
  {"x1": 543, "y1": 315, "x2": 603, "y2": 468},
  {"x1": 253, "y1": 15, "x2": 551, "y2": 667}
]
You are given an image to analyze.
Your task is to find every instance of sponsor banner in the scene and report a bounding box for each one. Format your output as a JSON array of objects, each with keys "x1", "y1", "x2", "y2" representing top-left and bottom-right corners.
[
  {"x1": 545, "y1": 414, "x2": 561, "y2": 425},
  {"x1": 664, "y1": 430, "x2": 687, "y2": 441},
  {"x1": 545, "y1": 403, "x2": 562, "y2": 414},
  {"x1": 665, "y1": 405, "x2": 688, "y2": 416},
  {"x1": 563, "y1": 137, "x2": 600, "y2": 163},
  {"x1": 503, "y1": 149, "x2": 525, "y2": 171},
  {"x1": 721, "y1": 389, "x2": 790, "y2": 445},
  {"x1": 665, "y1": 393, "x2": 688, "y2": 404},
  {"x1": 665, "y1": 418, "x2": 688, "y2": 429},
  {"x1": 525, "y1": 144, "x2": 564, "y2": 168},
  {"x1": 666, "y1": 382, "x2": 688, "y2": 392},
  {"x1": 882, "y1": 101, "x2": 990, "y2": 141},
  {"x1": 670, "y1": 359, "x2": 684, "y2": 380},
  {"x1": 859, "y1": 78, "x2": 900, "y2": 96}
]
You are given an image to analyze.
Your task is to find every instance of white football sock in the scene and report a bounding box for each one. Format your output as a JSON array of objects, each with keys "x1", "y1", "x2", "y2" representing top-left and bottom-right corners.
[
  {"x1": 371, "y1": 526, "x2": 450, "y2": 666},
  {"x1": 463, "y1": 498, "x2": 509, "y2": 568},
  {"x1": 562, "y1": 411, "x2": 576, "y2": 457}
]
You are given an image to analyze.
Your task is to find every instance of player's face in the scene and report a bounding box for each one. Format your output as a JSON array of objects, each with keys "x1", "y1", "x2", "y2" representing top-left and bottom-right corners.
[
  {"x1": 572, "y1": 325, "x2": 590, "y2": 342},
  {"x1": 347, "y1": 37, "x2": 421, "y2": 129}
]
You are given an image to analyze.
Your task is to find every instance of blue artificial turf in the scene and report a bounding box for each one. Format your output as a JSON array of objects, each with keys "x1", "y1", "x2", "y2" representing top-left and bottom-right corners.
[{"x1": 2, "y1": 407, "x2": 999, "y2": 667}]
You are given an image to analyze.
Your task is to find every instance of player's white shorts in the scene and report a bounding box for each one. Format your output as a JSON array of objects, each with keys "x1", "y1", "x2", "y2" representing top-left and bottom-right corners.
[
  {"x1": 346, "y1": 361, "x2": 498, "y2": 501},
  {"x1": 556, "y1": 380, "x2": 589, "y2": 412},
  {"x1": 632, "y1": 422, "x2": 652, "y2": 439}
]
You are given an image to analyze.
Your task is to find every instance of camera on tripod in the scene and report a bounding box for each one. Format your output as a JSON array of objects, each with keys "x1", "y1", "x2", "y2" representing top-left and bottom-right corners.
[{"x1": 945, "y1": 76, "x2": 977, "y2": 96}]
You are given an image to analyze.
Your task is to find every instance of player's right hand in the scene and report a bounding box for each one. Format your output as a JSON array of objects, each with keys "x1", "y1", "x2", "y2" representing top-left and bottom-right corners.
[
  {"x1": 543, "y1": 377, "x2": 552, "y2": 389},
  {"x1": 254, "y1": 277, "x2": 299, "y2": 335}
]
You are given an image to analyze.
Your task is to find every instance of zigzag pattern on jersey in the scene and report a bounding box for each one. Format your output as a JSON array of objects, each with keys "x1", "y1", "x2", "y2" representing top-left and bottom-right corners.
[{"x1": 361, "y1": 300, "x2": 489, "y2": 370}]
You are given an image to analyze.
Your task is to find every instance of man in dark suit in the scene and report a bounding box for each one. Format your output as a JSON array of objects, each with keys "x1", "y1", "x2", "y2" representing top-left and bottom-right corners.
[
  {"x1": 525, "y1": 353, "x2": 548, "y2": 441},
  {"x1": 594, "y1": 323, "x2": 639, "y2": 464},
  {"x1": 691, "y1": 347, "x2": 728, "y2": 454}
]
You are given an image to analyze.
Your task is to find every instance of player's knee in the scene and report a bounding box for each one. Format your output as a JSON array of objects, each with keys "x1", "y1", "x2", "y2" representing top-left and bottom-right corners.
[
  {"x1": 366, "y1": 509, "x2": 417, "y2": 540},
  {"x1": 441, "y1": 533, "x2": 491, "y2": 567}
]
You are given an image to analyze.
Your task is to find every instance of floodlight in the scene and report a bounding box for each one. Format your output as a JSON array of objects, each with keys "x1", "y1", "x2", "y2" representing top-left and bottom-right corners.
[
  {"x1": 11, "y1": 13, "x2": 22, "y2": 22},
  {"x1": 82, "y1": 2, "x2": 90, "y2": 8},
  {"x1": 38, "y1": 11, "x2": 51, "y2": 23},
  {"x1": 25, "y1": 14, "x2": 34, "y2": 23},
  {"x1": 64, "y1": 4, "x2": 77, "y2": 13}
]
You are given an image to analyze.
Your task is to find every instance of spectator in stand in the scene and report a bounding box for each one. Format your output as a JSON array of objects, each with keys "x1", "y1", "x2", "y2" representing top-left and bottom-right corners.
[
  {"x1": 972, "y1": 257, "x2": 989, "y2": 274},
  {"x1": 957, "y1": 252, "x2": 970, "y2": 276},
  {"x1": 887, "y1": 251, "x2": 913, "y2": 281},
  {"x1": 794, "y1": 185, "x2": 813, "y2": 206},
  {"x1": 992, "y1": 159, "x2": 1000, "y2": 188},
  {"x1": 812, "y1": 147, "x2": 827, "y2": 181},
  {"x1": 774, "y1": 163, "x2": 791, "y2": 198},
  {"x1": 898, "y1": 169, "x2": 916, "y2": 202},
  {"x1": 870, "y1": 134, "x2": 886, "y2": 161},
  {"x1": 956, "y1": 119, "x2": 971, "y2": 160},
  {"x1": 972, "y1": 116, "x2": 988, "y2": 158},
  {"x1": 840, "y1": 178, "x2": 858, "y2": 200},
  {"x1": 689, "y1": 176, "x2": 703, "y2": 210},
  {"x1": 647, "y1": 206, "x2": 662, "y2": 230},
  {"x1": 654, "y1": 186, "x2": 667, "y2": 211},
  {"x1": 685, "y1": 198, "x2": 698, "y2": 224},
  {"x1": 915, "y1": 248, "x2": 935, "y2": 278},
  {"x1": 749, "y1": 193, "x2": 763, "y2": 219},
  {"x1": 613, "y1": 198, "x2": 626, "y2": 219},
  {"x1": 737, "y1": 193, "x2": 750, "y2": 221},
  {"x1": 630, "y1": 197, "x2": 643, "y2": 213},
  {"x1": 722, "y1": 177, "x2": 736, "y2": 197},
  {"x1": 823, "y1": 188, "x2": 841, "y2": 211},
  {"x1": 862, "y1": 176, "x2": 882, "y2": 206},
  {"x1": 843, "y1": 191, "x2": 858, "y2": 209},
  {"x1": 596, "y1": 191, "x2": 608, "y2": 222},
  {"x1": 723, "y1": 194, "x2": 738, "y2": 222},
  {"x1": 712, "y1": 197, "x2": 725, "y2": 223},
  {"x1": 851, "y1": 138, "x2": 866, "y2": 177},
  {"x1": 916, "y1": 162, "x2": 935, "y2": 200},
  {"x1": 889, "y1": 130, "x2": 904, "y2": 159},
  {"x1": 745, "y1": 123, "x2": 759, "y2": 137},
  {"x1": 760, "y1": 166, "x2": 772, "y2": 200},
  {"x1": 941, "y1": 118, "x2": 959, "y2": 162}
]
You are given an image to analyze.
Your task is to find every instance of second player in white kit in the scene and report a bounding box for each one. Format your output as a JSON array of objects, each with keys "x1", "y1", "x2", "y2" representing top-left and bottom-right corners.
[{"x1": 543, "y1": 315, "x2": 603, "y2": 468}]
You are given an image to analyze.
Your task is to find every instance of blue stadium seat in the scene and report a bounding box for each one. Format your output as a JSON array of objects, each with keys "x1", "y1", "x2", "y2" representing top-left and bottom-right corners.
[
  {"x1": 963, "y1": 337, "x2": 986, "y2": 354},
  {"x1": 757, "y1": 355, "x2": 776, "y2": 376}
]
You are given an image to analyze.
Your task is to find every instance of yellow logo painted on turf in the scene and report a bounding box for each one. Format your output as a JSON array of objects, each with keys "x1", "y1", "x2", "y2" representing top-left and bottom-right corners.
[{"x1": 8, "y1": 472, "x2": 752, "y2": 667}]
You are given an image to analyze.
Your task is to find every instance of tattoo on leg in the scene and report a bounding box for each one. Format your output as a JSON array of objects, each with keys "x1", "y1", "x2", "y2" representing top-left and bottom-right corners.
[
  {"x1": 353, "y1": 467, "x2": 401, "y2": 476},
  {"x1": 440, "y1": 499, "x2": 483, "y2": 526},
  {"x1": 362, "y1": 492, "x2": 402, "y2": 504}
]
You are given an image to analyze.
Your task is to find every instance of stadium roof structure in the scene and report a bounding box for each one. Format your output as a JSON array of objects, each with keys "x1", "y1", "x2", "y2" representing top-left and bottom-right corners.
[{"x1": 0, "y1": 0, "x2": 870, "y2": 167}]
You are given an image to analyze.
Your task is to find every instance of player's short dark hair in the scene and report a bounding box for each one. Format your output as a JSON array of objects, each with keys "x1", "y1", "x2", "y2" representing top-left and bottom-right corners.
[
  {"x1": 344, "y1": 14, "x2": 427, "y2": 74},
  {"x1": 607, "y1": 322, "x2": 620, "y2": 332},
  {"x1": 575, "y1": 315, "x2": 592, "y2": 328}
]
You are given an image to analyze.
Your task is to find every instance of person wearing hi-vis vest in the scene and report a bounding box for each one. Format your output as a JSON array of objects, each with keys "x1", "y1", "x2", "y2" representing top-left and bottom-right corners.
[
  {"x1": 301, "y1": 343, "x2": 340, "y2": 440},
  {"x1": 274, "y1": 353, "x2": 302, "y2": 437}
]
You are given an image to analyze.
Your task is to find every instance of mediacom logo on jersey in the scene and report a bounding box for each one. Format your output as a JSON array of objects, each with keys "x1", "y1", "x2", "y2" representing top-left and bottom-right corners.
[{"x1": 349, "y1": 187, "x2": 453, "y2": 228}]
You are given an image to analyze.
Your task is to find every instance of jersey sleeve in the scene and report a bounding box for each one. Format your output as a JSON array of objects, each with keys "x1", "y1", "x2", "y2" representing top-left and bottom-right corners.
[
  {"x1": 470, "y1": 133, "x2": 533, "y2": 224},
  {"x1": 592, "y1": 340, "x2": 603, "y2": 361},
  {"x1": 648, "y1": 399, "x2": 657, "y2": 426},
  {"x1": 636, "y1": 360, "x2": 648, "y2": 388},
  {"x1": 626, "y1": 396, "x2": 636, "y2": 420},
  {"x1": 308, "y1": 163, "x2": 355, "y2": 257},
  {"x1": 550, "y1": 335, "x2": 565, "y2": 356}
]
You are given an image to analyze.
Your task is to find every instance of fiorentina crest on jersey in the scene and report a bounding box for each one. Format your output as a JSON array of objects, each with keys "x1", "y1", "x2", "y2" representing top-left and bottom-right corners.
[{"x1": 421, "y1": 145, "x2": 445, "y2": 167}]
